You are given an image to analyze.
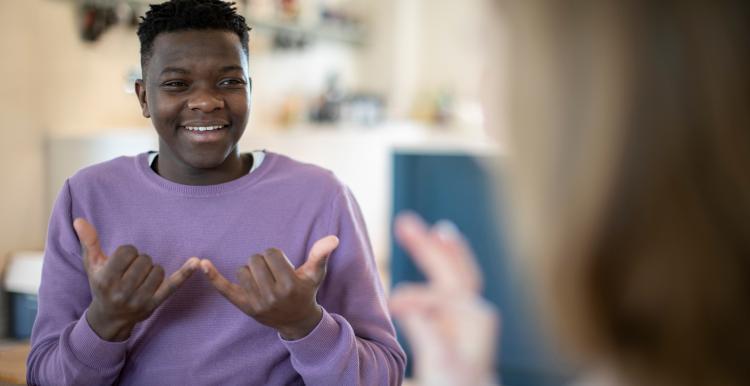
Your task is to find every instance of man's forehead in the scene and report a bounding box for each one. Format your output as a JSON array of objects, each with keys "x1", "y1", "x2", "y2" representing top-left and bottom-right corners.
[{"x1": 150, "y1": 30, "x2": 246, "y2": 67}]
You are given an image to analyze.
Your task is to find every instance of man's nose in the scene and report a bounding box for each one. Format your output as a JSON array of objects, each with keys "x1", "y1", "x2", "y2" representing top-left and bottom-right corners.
[{"x1": 187, "y1": 88, "x2": 224, "y2": 112}]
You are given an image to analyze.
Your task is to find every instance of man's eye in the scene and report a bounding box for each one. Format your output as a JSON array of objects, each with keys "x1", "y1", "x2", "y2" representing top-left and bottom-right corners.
[
  {"x1": 161, "y1": 81, "x2": 187, "y2": 88},
  {"x1": 220, "y1": 79, "x2": 245, "y2": 87}
]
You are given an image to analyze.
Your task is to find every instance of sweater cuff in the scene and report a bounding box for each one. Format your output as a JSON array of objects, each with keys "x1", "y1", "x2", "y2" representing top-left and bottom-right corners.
[
  {"x1": 280, "y1": 309, "x2": 350, "y2": 365},
  {"x1": 68, "y1": 310, "x2": 129, "y2": 370}
]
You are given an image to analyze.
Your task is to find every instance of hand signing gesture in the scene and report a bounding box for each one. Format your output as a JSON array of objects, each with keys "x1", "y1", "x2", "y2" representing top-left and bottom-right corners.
[
  {"x1": 200, "y1": 236, "x2": 340, "y2": 340},
  {"x1": 389, "y1": 212, "x2": 499, "y2": 386},
  {"x1": 73, "y1": 218, "x2": 199, "y2": 342}
]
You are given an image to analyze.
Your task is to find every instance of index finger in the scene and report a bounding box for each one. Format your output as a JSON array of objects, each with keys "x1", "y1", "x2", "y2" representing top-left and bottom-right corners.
[
  {"x1": 394, "y1": 212, "x2": 479, "y2": 293},
  {"x1": 152, "y1": 257, "x2": 200, "y2": 304}
]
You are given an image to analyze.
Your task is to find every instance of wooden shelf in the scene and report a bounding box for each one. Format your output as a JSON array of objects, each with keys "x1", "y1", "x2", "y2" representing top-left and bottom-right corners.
[
  {"x1": 246, "y1": 17, "x2": 366, "y2": 46},
  {"x1": 49, "y1": 0, "x2": 368, "y2": 46}
]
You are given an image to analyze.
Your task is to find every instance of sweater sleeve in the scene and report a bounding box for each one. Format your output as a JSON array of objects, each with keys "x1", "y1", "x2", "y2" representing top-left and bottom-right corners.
[
  {"x1": 281, "y1": 186, "x2": 406, "y2": 386},
  {"x1": 27, "y1": 180, "x2": 129, "y2": 386}
]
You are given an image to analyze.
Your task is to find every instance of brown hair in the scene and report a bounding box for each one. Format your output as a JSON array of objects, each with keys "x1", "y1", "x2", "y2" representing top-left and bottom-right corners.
[{"x1": 501, "y1": 1, "x2": 750, "y2": 384}]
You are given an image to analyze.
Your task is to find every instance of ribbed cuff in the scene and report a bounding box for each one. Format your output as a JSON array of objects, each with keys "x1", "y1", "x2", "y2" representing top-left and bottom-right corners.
[
  {"x1": 68, "y1": 310, "x2": 129, "y2": 370},
  {"x1": 280, "y1": 309, "x2": 348, "y2": 365}
]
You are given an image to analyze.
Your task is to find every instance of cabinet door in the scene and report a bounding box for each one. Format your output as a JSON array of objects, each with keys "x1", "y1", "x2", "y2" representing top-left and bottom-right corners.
[{"x1": 390, "y1": 151, "x2": 570, "y2": 386}]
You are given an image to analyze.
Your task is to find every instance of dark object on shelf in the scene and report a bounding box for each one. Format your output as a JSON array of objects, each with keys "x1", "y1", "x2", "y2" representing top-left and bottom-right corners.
[
  {"x1": 272, "y1": 29, "x2": 308, "y2": 49},
  {"x1": 79, "y1": 4, "x2": 118, "y2": 42},
  {"x1": 309, "y1": 74, "x2": 343, "y2": 123},
  {"x1": 340, "y1": 93, "x2": 385, "y2": 127}
]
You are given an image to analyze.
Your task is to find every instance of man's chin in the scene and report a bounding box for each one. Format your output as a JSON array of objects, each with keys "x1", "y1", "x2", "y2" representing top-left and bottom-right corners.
[{"x1": 185, "y1": 155, "x2": 233, "y2": 170}]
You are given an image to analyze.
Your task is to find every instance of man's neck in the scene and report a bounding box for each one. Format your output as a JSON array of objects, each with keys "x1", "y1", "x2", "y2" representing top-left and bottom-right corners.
[{"x1": 152, "y1": 151, "x2": 251, "y2": 186}]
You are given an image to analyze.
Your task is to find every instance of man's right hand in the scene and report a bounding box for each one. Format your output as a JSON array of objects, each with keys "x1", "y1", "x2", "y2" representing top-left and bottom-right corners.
[{"x1": 73, "y1": 218, "x2": 199, "y2": 341}]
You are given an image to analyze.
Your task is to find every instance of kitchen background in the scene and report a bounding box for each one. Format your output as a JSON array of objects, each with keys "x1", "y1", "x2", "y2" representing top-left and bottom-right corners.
[
  {"x1": 0, "y1": 1, "x2": 568, "y2": 385},
  {"x1": 0, "y1": 0, "x2": 495, "y2": 279}
]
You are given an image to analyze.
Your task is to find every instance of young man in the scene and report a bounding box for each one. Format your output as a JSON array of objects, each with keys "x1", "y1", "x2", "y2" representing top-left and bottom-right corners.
[{"x1": 26, "y1": 1, "x2": 405, "y2": 385}]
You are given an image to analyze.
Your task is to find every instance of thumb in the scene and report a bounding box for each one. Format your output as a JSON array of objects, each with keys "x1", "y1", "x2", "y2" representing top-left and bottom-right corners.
[
  {"x1": 297, "y1": 235, "x2": 339, "y2": 284},
  {"x1": 73, "y1": 218, "x2": 106, "y2": 269}
]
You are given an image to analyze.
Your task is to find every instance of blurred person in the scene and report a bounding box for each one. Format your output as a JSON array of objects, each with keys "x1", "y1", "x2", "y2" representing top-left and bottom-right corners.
[
  {"x1": 390, "y1": 1, "x2": 750, "y2": 386},
  {"x1": 26, "y1": 1, "x2": 405, "y2": 385}
]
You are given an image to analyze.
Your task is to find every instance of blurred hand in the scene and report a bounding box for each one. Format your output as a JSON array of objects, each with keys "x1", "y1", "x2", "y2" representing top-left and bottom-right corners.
[
  {"x1": 74, "y1": 218, "x2": 199, "y2": 341},
  {"x1": 390, "y1": 212, "x2": 499, "y2": 386},
  {"x1": 200, "y1": 236, "x2": 339, "y2": 340}
]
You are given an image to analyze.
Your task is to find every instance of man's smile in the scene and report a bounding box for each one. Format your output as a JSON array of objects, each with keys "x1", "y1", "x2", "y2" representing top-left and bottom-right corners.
[{"x1": 179, "y1": 123, "x2": 231, "y2": 143}]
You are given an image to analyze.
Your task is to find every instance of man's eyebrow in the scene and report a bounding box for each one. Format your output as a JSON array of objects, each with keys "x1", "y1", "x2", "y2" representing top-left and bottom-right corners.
[
  {"x1": 219, "y1": 65, "x2": 245, "y2": 73},
  {"x1": 160, "y1": 67, "x2": 190, "y2": 76}
]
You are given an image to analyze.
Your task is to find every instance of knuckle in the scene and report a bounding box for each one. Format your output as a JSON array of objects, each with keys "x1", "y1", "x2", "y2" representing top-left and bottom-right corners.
[
  {"x1": 265, "y1": 292, "x2": 278, "y2": 305},
  {"x1": 91, "y1": 275, "x2": 105, "y2": 288},
  {"x1": 127, "y1": 297, "x2": 142, "y2": 310},
  {"x1": 116, "y1": 244, "x2": 139, "y2": 257},
  {"x1": 278, "y1": 282, "x2": 294, "y2": 296},
  {"x1": 146, "y1": 299, "x2": 159, "y2": 311},
  {"x1": 265, "y1": 248, "x2": 284, "y2": 258},
  {"x1": 139, "y1": 254, "x2": 153, "y2": 266},
  {"x1": 255, "y1": 302, "x2": 270, "y2": 314},
  {"x1": 110, "y1": 293, "x2": 127, "y2": 306},
  {"x1": 152, "y1": 265, "x2": 165, "y2": 279},
  {"x1": 246, "y1": 307, "x2": 259, "y2": 317}
]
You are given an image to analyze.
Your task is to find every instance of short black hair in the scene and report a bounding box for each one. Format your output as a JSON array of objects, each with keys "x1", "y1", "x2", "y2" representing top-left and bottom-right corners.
[{"x1": 137, "y1": 0, "x2": 251, "y2": 70}]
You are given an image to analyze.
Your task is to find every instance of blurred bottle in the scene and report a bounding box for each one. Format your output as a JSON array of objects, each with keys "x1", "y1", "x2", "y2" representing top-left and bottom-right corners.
[{"x1": 309, "y1": 73, "x2": 343, "y2": 123}]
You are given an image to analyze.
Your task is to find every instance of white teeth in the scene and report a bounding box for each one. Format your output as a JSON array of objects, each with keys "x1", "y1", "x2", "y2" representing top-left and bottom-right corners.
[{"x1": 185, "y1": 125, "x2": 224, "y2": 132}]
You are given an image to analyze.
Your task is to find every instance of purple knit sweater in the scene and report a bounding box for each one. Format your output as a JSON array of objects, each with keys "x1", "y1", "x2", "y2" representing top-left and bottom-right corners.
[{"x1": 27, "y1": 151, "x2": 405, "y2": 386}]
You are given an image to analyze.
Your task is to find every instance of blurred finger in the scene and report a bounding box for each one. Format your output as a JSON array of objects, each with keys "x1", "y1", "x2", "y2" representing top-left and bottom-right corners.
[
  {"x1": 456, "y1": 301, "x2": 499, "y2": 369},
  {"x1": 396, "y1": 312, "x2": 451, "y2": 379},
  {"x1": 431, "y1": 220, "x2": 482, "y2": 292},
  {"x1": 153, "y1": 257, "x2": 199, "y2": 304},
  {"x1": 388, "y1": 284, "x2": 443, "y2": 316},
  {"x1": 395, "y1": 212, "x2": 471, "y2": 292}
]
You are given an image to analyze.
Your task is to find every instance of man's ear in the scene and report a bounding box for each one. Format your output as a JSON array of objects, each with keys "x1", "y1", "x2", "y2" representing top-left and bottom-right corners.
[{"x1": 135, "y1": 79, "x2": 151, "y2": 118}]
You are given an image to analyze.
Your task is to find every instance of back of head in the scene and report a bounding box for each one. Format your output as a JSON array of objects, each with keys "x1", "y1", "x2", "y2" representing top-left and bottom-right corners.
[
  {"x1": 137, "y1": 0, "x2": 250, "y2": 71},
  {"x1": 500, "y1": 1, "x2": 750, "y2": 384}
]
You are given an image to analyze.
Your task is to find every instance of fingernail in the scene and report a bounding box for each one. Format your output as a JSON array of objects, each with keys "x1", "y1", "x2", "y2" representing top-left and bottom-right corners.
[
  {"x1": 434, "y1": 220, "x2": 459, "y2": 240},
  {"x1": 395, "y1": 213, "x2": 422, "y2": 236}
]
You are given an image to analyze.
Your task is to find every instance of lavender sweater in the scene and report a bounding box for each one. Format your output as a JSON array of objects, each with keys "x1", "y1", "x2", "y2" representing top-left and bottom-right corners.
[{"x1": 27, "y1": 151, "x2": 405, "y2": 386}]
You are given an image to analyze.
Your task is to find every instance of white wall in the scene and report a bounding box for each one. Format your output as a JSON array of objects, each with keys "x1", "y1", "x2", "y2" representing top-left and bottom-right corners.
[
  {"x1": 359, "y1": 0, "x2": 492, "y2": 127},
  {"x1": 0, "y1": 0, "x2": 50, "y2": 261}
]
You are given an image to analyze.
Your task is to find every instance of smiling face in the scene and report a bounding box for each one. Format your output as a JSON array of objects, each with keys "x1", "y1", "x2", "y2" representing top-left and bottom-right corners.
[{"x1": 135, "y1": 29, "x2": 251, "y2": 183}]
